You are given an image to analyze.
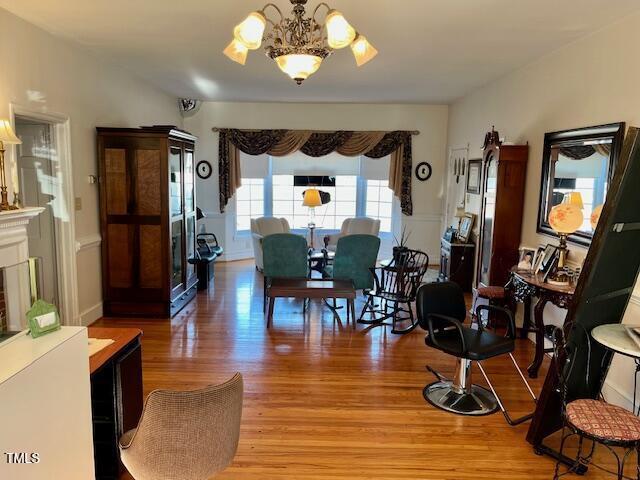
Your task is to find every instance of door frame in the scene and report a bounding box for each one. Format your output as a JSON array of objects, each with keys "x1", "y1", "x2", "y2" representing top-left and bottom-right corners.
[{"x1": 10, "y1": 104, "x2": 79, "y2": 325}]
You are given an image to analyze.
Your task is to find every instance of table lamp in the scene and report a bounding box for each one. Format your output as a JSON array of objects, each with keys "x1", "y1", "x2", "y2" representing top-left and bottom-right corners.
[
  {"x1": 302, "y1": 188, "x2": 322, "y2": 248},
  {"x1": 547, "y1": 192, "x2": 584, "y2": 284},
  {"x1": 0, "y1": 119, "x2": 21, "y2": 211}
]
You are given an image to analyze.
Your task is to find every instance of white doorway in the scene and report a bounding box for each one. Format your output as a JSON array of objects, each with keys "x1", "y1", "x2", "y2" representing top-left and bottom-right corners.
[
  {"x1": 10, "y1": 106, "x2": 78, "y2": 325},
  {"x1": 15, "y1": 118, "x2": 60, "y2": 306}
]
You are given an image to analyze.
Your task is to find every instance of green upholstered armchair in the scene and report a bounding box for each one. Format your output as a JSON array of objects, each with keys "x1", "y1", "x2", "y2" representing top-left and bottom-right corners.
[
  {"x1": 262, "y1": 233, "x2": 309, "y2": 310},
  {"x1": 323, "y1": 234, "x2": 380, "y2": 291}
]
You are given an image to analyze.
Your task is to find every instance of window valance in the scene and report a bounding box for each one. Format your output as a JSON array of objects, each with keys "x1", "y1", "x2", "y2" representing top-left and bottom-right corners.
[{"x1": 216, "y1": 128, "x2": 416, "y2": 215}]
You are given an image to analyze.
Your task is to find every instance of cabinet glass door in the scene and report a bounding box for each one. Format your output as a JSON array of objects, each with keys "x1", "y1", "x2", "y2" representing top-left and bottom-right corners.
[
  {"x1": 169, "y1": 147, "x2": 182, "y2": 217},
  {"x1": 186, "y1": 215, "x2": 196, "y2": 283},
  {"x1": 480, "y1": 156, "x2": 497, "y2": 286},
  {"x1": 171, "y1": 220, "x2": 184, "y2": 290},
  {"x1": 184, "y1": 149, "x2": 195, "y2": 213}
]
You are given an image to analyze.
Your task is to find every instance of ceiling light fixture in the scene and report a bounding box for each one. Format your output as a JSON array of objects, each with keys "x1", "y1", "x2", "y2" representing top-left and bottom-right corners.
[{"x1": 223, "y1": 0, "x2": 377, "y2": 84}]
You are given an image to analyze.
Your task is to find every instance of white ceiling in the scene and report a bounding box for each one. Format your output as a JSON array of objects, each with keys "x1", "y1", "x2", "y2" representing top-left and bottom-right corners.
[{"x1": 2, "y1": 0, "x2": 639, "y2": 103}]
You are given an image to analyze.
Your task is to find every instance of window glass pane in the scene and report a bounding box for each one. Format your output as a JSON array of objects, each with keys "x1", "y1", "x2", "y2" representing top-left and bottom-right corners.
[
  {"x1": 336, "y1": 201, "x2": 356, "y2": 216},
  {"x1": 366, "y1": 202, "x2": 379, "y2": 217},
  {"x1": 236, "y1": 177, "x2": 264, "y2": 231},
  {"x1": 380, "y1": 186, "x2": 393, "y2": 203},
  {"x1": 273, "y1": 200, "x2": 293, "y2": 215},
  {"x1": 273, "y1": 174, "x2": 293, "y2": 186},
  {"x1": 273, "y1": 185, "x2": 293, "y2": 200},
  {"x1": 237, "y1": 216, "x2": 250, "y2": 231},
  {"x1": 236, "y1": 200, "x2": 250, "y2": 216},
  {"x1": 380, "y1": 218, "x2": 392, "y2": 233},
  {"x1": 379, "y1": 202, "x2": 392, "y2": 218}
]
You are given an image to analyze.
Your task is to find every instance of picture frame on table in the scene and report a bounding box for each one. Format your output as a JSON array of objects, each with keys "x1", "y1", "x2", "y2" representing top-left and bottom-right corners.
[
  {"x1": 536, "y1": 244, "x2": 559, "y2": 280},
  {"x1": 466, "y1": 159, "x2": 482, "y2": 194},
  {"x1": 457, "y1": 213, "x2": 475, "y2": 243},
  {"x1": 517, "y1": 246, "x2": 537, "y2": 272}
]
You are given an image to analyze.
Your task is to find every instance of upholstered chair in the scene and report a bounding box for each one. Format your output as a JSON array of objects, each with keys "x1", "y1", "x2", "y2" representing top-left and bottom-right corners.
[
  {"x1": 324, "y1": 217, "x2": 381, "y2": 251},
  {"x1": 250, "y1": 217, "x2": 291, "y2": 271},
  {"x1": 262, "y1": 233, "x2": 310, "y2": 311},
  {"x1": 119, "y1": 373, "x2": 243, "y2": 480},
  {"x1": 323, "y1": 234, "x2": 380, "y2": 291}
]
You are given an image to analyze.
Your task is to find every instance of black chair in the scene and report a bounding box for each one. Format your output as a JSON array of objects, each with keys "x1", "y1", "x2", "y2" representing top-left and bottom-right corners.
[
  {"x1": 416, "y1": 281, "x2": 535, "y2": 423},
  {"x1": 358, "y1": 249, "x2": 429, "y2": 334},
  {"x1": 189, "y1": 233, "x2": 223, "y2": 290}
]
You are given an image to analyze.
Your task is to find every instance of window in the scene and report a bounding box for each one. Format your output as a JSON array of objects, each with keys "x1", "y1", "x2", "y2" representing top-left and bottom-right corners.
[
  {"x1": 236, "y1": 178, "x2": 264, "y2": 231},
  {"x1": 234, "y1": 155, "x2": 397, "y2": 234},
  {"x1": 365, "y1": 180, "x2": 393, "y2": 232},
  {"x1": 272, "y1": 175, "x2": 357, "y2": 229}
]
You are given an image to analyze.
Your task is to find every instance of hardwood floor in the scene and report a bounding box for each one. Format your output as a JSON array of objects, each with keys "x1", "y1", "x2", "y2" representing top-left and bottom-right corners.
[{"x1": 93, "y1": 260, "x2": 623, "y2": 479}]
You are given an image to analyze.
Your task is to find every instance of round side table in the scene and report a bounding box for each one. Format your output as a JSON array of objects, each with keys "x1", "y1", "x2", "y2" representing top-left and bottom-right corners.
[{"x1": 592, "y1": 324, "x2": 640, "y2": 414}]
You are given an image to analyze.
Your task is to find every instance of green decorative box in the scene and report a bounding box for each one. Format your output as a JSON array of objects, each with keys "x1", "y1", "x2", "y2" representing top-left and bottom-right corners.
[{"x1": 27, "y1": 300, "x2": 61, "y2": 338}]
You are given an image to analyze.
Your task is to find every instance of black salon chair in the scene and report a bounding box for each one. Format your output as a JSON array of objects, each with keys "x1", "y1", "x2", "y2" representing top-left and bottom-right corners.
[{"x1": 416, "y1": 281, "x2": 535, "y2": 424}]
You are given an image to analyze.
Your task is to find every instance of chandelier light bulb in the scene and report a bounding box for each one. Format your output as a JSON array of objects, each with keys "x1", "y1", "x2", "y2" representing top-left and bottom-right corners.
[
  {"x1": 233, "y1": 11, "x2": 266, "y2": 50},
  {"x1": 351, "y1": 34, "x2": 378, "y2": 66},
  {"x1": 223, "y1": 39, "x2": 249, "y2": 65},
  {"x1": 325, "y1": 10, "x2": 356, "y2": 49},
  {"x1": 275, "y1": 54, "x2": 323, "y2": 84}
]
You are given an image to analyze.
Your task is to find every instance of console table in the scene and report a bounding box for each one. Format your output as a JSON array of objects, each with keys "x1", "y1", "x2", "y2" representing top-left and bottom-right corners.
[{"x1": 509, "y1": 270, "x2": 575, "y2": 378}]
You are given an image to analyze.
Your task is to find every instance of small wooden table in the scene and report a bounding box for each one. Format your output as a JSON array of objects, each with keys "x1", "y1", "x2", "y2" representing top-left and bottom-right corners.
[
  {"x1": 509, "y1": 269, "x2": 575, "y2": 378},
  {"x1": 88, "y1": 327, "x2": 143, "y2": 479},
  {"x1": 266, "y1": 278, "x2": 356, "y2": 329}
]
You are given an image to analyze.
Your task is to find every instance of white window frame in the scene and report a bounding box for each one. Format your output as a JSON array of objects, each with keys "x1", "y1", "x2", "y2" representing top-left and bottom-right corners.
[{"x1": 235, "y1": 156, "x2": 399, "y2": 239}]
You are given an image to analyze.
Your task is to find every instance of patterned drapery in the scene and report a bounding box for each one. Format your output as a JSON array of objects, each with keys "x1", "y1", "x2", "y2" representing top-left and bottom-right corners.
[{"x1": 217, "y1": 129, "x2": 415, "y2": 215}]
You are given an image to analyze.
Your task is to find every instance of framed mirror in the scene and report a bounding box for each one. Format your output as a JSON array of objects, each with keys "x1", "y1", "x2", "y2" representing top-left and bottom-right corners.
[{"x1": 537, "y1": 122, "x2": 625, "y2": 246}]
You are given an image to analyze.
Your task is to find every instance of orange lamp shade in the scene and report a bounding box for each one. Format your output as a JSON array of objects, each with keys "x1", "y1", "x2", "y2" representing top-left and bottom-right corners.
[
  {"x1": 302, "y1": 189, "x2": 322, "y2": 207},
  {"x1": 562, "y1": 191, "x2": 584, "y2": 209},
  {"x1": 549, "y1": 204, "x2": 583, "y2": 234}
]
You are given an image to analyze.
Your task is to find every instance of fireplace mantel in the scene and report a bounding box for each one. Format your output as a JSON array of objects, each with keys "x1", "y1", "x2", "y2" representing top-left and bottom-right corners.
[{"x1": 0, "y1": 207, "x2": 44, "y2": 269}]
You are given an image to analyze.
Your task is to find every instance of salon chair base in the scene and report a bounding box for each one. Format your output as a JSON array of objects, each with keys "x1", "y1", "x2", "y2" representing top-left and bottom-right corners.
[{"x1": 423, "y1": 358, "x2": 499, "y2": 416}]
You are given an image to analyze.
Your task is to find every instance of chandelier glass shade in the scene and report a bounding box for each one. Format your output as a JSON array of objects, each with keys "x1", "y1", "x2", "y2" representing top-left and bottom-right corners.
[{"x1": 223, "y1": 0, "x2": 377, "y2": 84}]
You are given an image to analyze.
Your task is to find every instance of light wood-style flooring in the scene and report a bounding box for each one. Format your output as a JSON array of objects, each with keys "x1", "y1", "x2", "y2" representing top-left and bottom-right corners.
[{"x1": 93, "y1": 260, "x2": 627, "y2": 479}]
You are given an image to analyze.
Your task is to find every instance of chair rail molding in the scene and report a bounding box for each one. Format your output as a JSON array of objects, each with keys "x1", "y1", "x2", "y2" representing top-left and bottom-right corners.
[{"x1": 76, "y1": 233, "x2": 102, "y2": 252}]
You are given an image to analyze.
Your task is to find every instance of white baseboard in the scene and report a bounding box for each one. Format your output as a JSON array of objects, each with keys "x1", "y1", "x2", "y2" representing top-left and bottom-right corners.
[
  {"x1": 220, "y1": 249, "x2": 254, "y2": 262},
  {"x1": 77, "y1": 302, "x2": 103, "y2": 326}
]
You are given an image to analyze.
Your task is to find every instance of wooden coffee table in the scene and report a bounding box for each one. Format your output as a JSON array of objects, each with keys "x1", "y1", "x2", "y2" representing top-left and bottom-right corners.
[{"x1": 266, "y1": 278, "x2": 356, "y2": 329}]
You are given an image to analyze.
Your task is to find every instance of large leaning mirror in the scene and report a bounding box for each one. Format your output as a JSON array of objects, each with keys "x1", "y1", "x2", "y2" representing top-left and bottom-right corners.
[{"x1": 537, "y1": 122, "x2": 625, "y2": 246}]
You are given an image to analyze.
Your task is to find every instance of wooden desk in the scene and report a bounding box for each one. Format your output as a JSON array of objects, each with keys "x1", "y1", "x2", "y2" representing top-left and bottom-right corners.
[
  {"x1": 266, "y1": 278, "x2": 356, "y2": 329},
  {"x1": 88, "y1": 327, "x2": 143, "y2": 480},
  {"x1": 509, "y1": 270, "x2": 575, "y2": 378}
]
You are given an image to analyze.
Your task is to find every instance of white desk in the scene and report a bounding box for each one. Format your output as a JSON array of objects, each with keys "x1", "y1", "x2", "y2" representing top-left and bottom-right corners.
[
  {"x1": 0, "y1": 327, "x2": 95, "y2": 479},
  {"x1": 592, "y1": 324, "x2": 640, "y2": 415},
  {"x1": 592, "y1": 324, "x2": 640, "y2": 359}
]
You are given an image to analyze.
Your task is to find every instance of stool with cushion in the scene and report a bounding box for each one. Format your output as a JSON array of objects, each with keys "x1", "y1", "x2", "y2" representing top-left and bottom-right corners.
[
  {"x1": 552, "y1": 323, "x2": 640, "y2": 479},
  {"x1": 417, "y1": 281, "x2": 535, "y2": 423},
  {"x1": 473, "y1": 284, "x2": 515, "y2": 329}
]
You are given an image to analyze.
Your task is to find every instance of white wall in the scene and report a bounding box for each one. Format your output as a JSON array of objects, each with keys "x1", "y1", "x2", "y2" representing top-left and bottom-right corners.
[
  {"x1": 446, "y1": 10, "x2": 640, "y2": 408},
  {"x1": 184, "y1": 102, "x2": 449, "y2": 262},
  {"x1": 0, "y1": 8, "x2": 181, "y2": 324}
]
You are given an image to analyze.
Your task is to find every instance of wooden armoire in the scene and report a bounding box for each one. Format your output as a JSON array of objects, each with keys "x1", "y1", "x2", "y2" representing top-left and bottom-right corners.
[
  {"x1": 97, "y1": 126, "x2": 198, "y2": 317},
  {"x1": 475, "y1": 130, "x2": 529, "y2": 288}
]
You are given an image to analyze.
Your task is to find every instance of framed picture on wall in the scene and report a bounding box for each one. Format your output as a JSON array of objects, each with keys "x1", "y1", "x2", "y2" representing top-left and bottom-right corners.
[{"x1": 466, "y1": 159, "x2": 482, "y2": 194}]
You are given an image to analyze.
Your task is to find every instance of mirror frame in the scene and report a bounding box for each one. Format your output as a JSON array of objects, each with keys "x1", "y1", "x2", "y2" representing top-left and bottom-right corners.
[{"x1": 537, "y1": 122, "x2": 625, "y2": 247}]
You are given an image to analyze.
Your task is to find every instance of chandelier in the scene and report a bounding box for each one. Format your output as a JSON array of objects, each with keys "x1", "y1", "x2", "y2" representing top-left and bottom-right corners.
[{"x1": 223, "y1": 0, "x2": 378, "y2": 84}]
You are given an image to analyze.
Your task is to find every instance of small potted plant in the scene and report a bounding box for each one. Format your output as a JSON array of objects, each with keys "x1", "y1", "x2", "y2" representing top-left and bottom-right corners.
[{"x1": 392, "y1": 226, "x2": 411, "y2": 265}]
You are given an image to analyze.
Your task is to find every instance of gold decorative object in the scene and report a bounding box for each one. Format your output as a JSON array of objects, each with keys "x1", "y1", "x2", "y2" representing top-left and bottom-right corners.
[
  {"x1": 223, "y1": 0, "x2": 377, "y2": 84},
  {"x1": 0, "y1": 119, "x2": 21, "y2": 211}
]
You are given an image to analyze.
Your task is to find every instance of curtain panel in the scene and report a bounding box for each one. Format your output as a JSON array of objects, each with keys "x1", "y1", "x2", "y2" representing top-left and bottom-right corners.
[{"x1": 217, "y1": 128, "x2": 415, "y2": 216}]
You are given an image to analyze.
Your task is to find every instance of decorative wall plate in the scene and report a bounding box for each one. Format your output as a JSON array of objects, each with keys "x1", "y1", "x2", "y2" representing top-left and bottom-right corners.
[
  {"x1": 415, "y1": 162, "x2": 432, "y2": 181},
  {"x1": 196, "y1": 160, "x2": 212, "y2": 179}
]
